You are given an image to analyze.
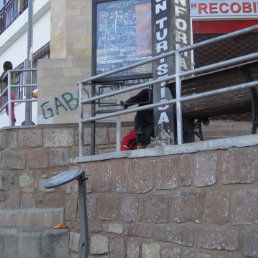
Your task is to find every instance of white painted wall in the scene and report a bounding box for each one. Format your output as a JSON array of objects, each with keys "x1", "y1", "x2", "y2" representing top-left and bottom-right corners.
[{"x1": 0, "y1": 0, "x2": 50, "y2": 128}]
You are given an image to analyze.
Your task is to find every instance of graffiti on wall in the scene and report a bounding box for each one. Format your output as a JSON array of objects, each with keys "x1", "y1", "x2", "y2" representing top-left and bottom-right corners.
[{"x1": 40, "y1": 79, "x2": 149, "y2": 120}]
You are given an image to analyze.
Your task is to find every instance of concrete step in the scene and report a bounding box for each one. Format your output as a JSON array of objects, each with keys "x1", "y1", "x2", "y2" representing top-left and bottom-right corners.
[
  {"x1": 0, "y1": 227, "x2": 69, "y2": 258},
  {"x1": 0, "y1": 208, "x2": 64, "y2": 228},
  {"x1": 202, "y1": 120, "x2": 253, "y2": 140}
]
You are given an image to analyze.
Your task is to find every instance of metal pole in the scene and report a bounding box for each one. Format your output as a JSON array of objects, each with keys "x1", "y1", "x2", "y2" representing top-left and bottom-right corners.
[
  {"x1": 90, "y1": 83, "x2": 96, "y2": 155},
  {"x1": 175, "y1": 51, "x2": 183, "y2": 144},
  {"x1": 79, "y1": 83, "x2": 83, "y2": 157},
  {"x1": 78, "y1": 172, "x2": 89, "y2": 258},
  {"x1": 116, "y1": 85, "x2": 121, "y2": 152},
  {"x1": 24, "y1": 0, "x2": 33, "y2": 125},
  {"x1": 7, "y1": 70, "x2": 12, "y2": 126}
]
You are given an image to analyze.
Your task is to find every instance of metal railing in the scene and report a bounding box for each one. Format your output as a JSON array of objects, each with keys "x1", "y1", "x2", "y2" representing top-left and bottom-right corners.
[
  {"x1": 77, "y1": 25, "x2": 258, "y2": 158},
  {"x1": 0, "y1": 68, "x2": 37, "y2": 126}
]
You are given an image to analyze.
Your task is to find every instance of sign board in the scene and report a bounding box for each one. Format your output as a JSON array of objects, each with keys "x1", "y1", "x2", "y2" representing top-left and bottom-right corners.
[
  {"x1": 152, "y1": 0, "x2": 191, "y2": 145},
  {"x1": 190, "y1": 0, "x2": 258, "y2": 17},
  {"x1": 93, "y1": 0, "x2": 152, "y2": 81},
  {"x1": 43, "y1": 169, "x2": 83, "y2": 188}
]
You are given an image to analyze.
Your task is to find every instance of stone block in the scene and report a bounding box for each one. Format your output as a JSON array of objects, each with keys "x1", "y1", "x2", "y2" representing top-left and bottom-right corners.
[
  {"x1": 90, "y1": 234, "x2": 108, "y2": 254},
  {"x1": 124, "y1": 223, "x2": 152, "y2": 238},
  {"x1": 110, "y1": 237, "x2": 126, "y2": 258},
  {"x1": 156, "y1": 155, "x2": 191, "y2": 190},
  {"x1": 102, "y1": 223, "x2": 123, "y2": 234},
  {"x1": 0, "y1": 170, "x2": 16, "y2": 190},
  {"x1": 38, "y1": 193, "x2": 63, "y2": 208},
  {"x1": 196, "y1": 227, "x2": 239, "y2": 251},
  {"x1": 98, "y1": 194, "x2": 119, "y2": 221},
  {"x1": 193, "y1": 152, "x2": 217, "y2": 186},
  {"x1": 19, "y1": 171, "x2": 36, "y2": 188},
  {"x1": 205, "y1": 191, "x2": 229, "y2": 225},
  {"x1": 120, "y1": 195, "x2": 140, "y2": 222},
  {"x1": 221, "y1": 148, "x2": 256, "y2": 184},
  {"x1": 88, "y1": 221, "x2": 102, "y2": 233},
  {"x1": 161, "y1": 247, "x2": 180, "y2": 258},
  {"x1": 172, "y1": 191, "x2": 206, "y2": 224},
  {"x1": 65, "y1": 194, "x2": 78, "y2": 221},
  {"x1": 43, "y1": 128, "x2": 74, "y2": 147},
  {"x1": 128, "y1": 158, "x2": 154, "y2": 193},
  {"x1": 153, "y1": 225, "x2": 194, "y2": 246},
  {"x1": 182, "y1": 250, "x2": 211, "y2": 258},
  {"x1": 69, "y1": 231, "x2": 81, "y2": 252},
  {"x1": 8, "y1": 191, "x2": 20, "y2": 209},
  {"x1": 21, "y1": 193, "x2": 36, "y2": 208},
  {"x1": 18, "y1": 129, "x2": 42, "y2": 147},
  {"x1": 127, "y1": 238, "x2": 140, "y2": 258},
  {"x1": 91, "y1": 162, "x2": 112, "y2": 192},
  {"x1": 3, "y1": 149, "x2": 25, "y2": 169},
  {"x1": 110, "y1": 159, "x2": 129, "y2": 193},
  {"x1": 142, "y1": 193, "x2": 171, "y2": 223},
  {"x1": 26, "y1": 148, "x2": 48, "y2": 169},
  {"x1": 242, "y1": 229, "x2": 258, "y2": 257},
  {"x1": 84, "y1": 127, "x2": 108, "y2": 145},
  {"x1": 0, "y1": 129, "x2": 17, "y2": 149},
  {"x1": 87, "y1": 194, "x2": 97, "y2": 221},
  {"x1": 49, "y1": 148, "x2": 69, "y2": 167},
  {"x1": 232, "y1": 189, "x2": 258, "y2": 225},
  {"x1": 142, "y1": 243, "x2": 160, "y2": 258}
]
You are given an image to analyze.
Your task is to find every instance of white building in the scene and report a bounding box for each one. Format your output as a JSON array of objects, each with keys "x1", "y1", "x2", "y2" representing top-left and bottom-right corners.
[{"x1": 0, "y1": 0, "x2": 50, "y2": 127}]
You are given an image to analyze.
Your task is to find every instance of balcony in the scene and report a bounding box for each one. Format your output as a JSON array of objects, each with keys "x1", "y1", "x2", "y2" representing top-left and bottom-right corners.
[{"x1": 0, "y1": 0, "x2": 27, "y2": 34}]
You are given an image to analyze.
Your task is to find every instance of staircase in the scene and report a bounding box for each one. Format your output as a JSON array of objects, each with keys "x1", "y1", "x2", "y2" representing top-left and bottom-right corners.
[
  {"x1": 202, "y1": 120, "x2": 253, "y2": 141},
  {"x1": 0, "y1": 208, "x2": 69, "y2": 258}
]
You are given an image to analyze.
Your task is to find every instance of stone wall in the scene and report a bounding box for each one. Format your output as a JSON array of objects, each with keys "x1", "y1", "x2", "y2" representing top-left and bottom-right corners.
[{"x1": 0, "y1": 125, "x2": 258, "y2": 257}]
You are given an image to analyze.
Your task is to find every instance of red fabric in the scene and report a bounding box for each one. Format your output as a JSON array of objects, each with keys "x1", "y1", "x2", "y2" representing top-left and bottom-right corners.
[
  {"x1": 121, "y1": 129, "x2": 137, "y2": 151},
  {"x1": 4, "y1": 92, "x2": 16, "y2": 122}
]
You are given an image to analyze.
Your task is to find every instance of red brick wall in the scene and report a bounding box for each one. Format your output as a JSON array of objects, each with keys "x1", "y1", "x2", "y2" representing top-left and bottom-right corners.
[{"x1": 0, "y1": 125, "x2": 257, "y2": 257}]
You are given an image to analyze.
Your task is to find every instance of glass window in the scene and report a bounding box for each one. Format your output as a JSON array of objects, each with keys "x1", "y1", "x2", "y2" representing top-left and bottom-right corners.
[{"x1": 0, "y1": 0, "x2": 4, "y2": 9}]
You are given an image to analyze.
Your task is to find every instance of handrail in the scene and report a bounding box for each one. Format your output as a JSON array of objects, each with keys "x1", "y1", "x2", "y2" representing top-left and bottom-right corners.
[
  {"x1": 77, "y1": 24, "x2": 258, "y2": 157},
  {"x1": 0, "y1": 68, "x2": 37, "y2": 127}
]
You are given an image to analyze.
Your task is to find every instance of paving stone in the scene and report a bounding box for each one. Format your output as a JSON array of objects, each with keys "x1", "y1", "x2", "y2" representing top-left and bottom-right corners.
[
  {"x1": 153, "y1": 225, "x2": 194, "y2": 247},
  {"x1": 124, "y1": 223, "x2": 152, "y2": 238},
  {"x1": 110, "y1": 159, "x2": 129, "y2": 193},
  {"x1": 26, "y1": 148, "x2": 48, "y2": 169},
  {"x1": 90, "y1": 234, "x2": 108, "y2": 254},
  {"x1": 221, "y1": 148, "x2": 256, "y2": 184},
  {"x1": 120, "y1": 195, "x2": 140, "y2": 222},
  {"x1": 142, "y1": 243, "x2": 160, "y2": 258},
  {"x1": 142, "y1": 193, "x2": 171, "y2": 223},
  {"x1": 18, "y1": 129, "x2": 42, "y2": 147},
  {"x1": 102, "y1": 223, "x2": 123, "y2": 234},
  {"x1": 128, "y1": 158, "x2": 154, "y2": 193},
  {"x1": 205, "y1": 191, "x2": 229, "y2": 225},
  {"x1": 43, "y1": 128, "x2": 74, "y2": 147},
  {"x1": 196, "y1": 226, "x2": 239, "y2": 251},
  {"x1": 3, "y1": 149, "x2": 25, "y2": 169},
  {"x1": 242, "y1": 229, "x2": 258, "y2": 257},
  {"x1": 127, "y1": 238, "x2": 140, "y2": 258},
  {"x1": 110, "y1": 237, "x2": 126, "y2": 258},
  {"x1": 98, "y1": 194, "x2": 119, "y2": 221},
  {"x1": 172, "y1": 191, "x2": 206, "y2": 224},
  {"x1": 193, "y1": 152, "x2": 217, "y2": 186},
  {"x1": 232, "y1": 189, "x2": 258, "y2": 225},
  {"x1": 160, "y1": 247, "x2": 180, "y2": 258}
]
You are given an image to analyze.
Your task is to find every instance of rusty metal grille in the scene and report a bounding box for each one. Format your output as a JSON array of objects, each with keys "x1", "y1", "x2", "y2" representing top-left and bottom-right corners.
[{"x1": 193, "y1": 33, "x2": 258, "y2": 68}]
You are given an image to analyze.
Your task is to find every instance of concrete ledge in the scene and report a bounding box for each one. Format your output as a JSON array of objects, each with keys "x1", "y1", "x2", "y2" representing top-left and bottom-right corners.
[
  {"x1": 71, "y1": 134, "x2": 258, "y2": 163},
  {"x1": 0, "y1": 227, "x2": 69, "y2": 258}
]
